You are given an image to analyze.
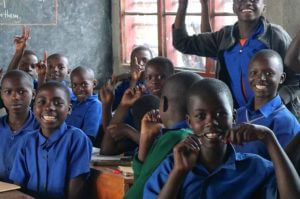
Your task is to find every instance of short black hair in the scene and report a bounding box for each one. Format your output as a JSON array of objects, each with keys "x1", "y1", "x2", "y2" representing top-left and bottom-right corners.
[
  {"x1": 187, "y1": 78, "x2": 234, "y2": 113},
  {"x1": 161, "y1": 71, "x2": 203, "y2": 115},
  {"x1": 47, "y1": 53, "x2": 69, "y2": 65},
  {"x1": 1, "y1": 70, "x2": 34, "y2": 89},
  {"x1": 130, "y1": 45, "x2": 153, "y2": 61},
  {"x1": 23, "y1": 50, "x2": 38, "y2": 57},
  {"x1": 131, "y1": 94, "x2": 160, "y2": 131},
  {"x1": 146, "y1": 56, "x2": 174, "y2": 77},
  {"x1": 36, "y1": 81, "x2": 71, "y2": 102},
  {"x1": 71, "y1": 66, "x2": 95, "y2": 80},
  {"x1": 250, "y1": 49, "x2": 284, "y2": 72}
]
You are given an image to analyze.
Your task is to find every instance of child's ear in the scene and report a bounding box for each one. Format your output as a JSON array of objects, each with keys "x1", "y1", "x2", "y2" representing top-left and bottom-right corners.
[
  {"x1": 93, "y1": 79, "x2": 98, "y2": 88},
  {"x1": 232, "y1": 109, "x2": 237, "y2": 125},
  {"x1": 279, "y1": 72, "x2": 286, "y2": 84},
  {"x1": 32, "y1": 90, "x2": 36, "y2": 100},
  {"x1": 68, "y1": 104, "x2": 72, "y2": 115},
  {"x1": 162, "y1": 96, "x2": 168, "y2": 112},
  {"x1": 186, "y1": 114, "x2": 192, "y2": 128},
  {"x1": 67, "y1": 68, "x2": 71, "y2": 75}
]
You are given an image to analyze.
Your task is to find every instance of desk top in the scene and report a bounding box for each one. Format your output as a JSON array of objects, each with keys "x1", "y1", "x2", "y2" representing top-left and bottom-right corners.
[{"x1": 0, "y1": 190, "x2": 34, "y2": 199}]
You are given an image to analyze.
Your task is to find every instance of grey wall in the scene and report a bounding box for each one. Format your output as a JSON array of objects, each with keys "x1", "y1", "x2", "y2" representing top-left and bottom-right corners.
[{"x1": 266, "y1": 0, "x2": 300, "y2": 37}]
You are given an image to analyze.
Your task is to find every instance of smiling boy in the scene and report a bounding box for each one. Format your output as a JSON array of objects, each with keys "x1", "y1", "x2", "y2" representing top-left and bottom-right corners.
[
  {"x1": 144, "y1": 78, "x2": 300, "y2": 199},
  {"x1": 9, "y1": 82, "x2": 92, "y2": 199},
  {"x1": 234, "y1": 50, "x2": 300, "y2": 159}
]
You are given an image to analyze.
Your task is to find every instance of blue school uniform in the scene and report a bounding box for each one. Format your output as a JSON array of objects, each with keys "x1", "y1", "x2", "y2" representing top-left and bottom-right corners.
[
  {"x1": 0, "y1": 111, "x2": 39, "y2": 182},
  {"x1": 235, "y1": 95, "x2": 300, "y2": 159},
  {"x1": 9, "y1": 123, "x2": 92, "y2": 199},
  {"x1": 65, "y1": 94, "x2": 102, "y2": 139},
  {"x1": 224, "y1": 22, "x2": 267, "y2": 107},
  {"x1": 144, "y1": 145, "x2": 276, "y2": 199},
  {"x1": 113, "y1": 79, "x2": 144, "y2": 110}
]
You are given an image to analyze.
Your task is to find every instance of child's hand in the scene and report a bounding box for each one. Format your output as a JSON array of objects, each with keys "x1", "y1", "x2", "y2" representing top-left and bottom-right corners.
[
  {"x1": 224, "y1": 123, "x2": 273, "y2": 145},
  {"x1": 99, "y1": 76, "x2": 117, "y2": 104},
  {"x1": 141, "y1": 109, "x2": 164, "y2": 138},
  {"x1": 14, "y1": 26, "x2": 30, "y2": 52},
  {"x1": 106, "y1": 123, "x2": 136, "y2": 141},
  {"x1": 173, "y1": 135, "x2": 201, "y2": 173},
  {"x1": 131, "y1": 57, "x2": 145, "y2": 82},
  {"x1": 120, "y1": 85, "x2": 146, "y2": 107},
  {"x1": 35, "y1": 50, "x2": 47, "y2": 78}
]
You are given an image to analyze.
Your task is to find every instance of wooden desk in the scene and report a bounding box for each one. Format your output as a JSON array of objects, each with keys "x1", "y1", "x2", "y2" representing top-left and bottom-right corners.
[
  {"x1": 0, "y1": 190, "x2": 34, "y2": 199},
  {"x1": 90, "y1": 166, "x2": 134, "y2": 199}
]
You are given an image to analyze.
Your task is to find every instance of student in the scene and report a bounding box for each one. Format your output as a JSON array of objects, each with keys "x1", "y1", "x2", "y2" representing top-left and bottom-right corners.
[
  {"x1": 9, "y1": 82, "x2": 92, "y2": 199},
  {"x1": 0, "y1": 70, "x2": 39, "y2": 182},
  {"x1": 125, "y1": 71, "x2": 202, "y2": 199},
  {"x1": 173, "y1": 0, "x2": 299, "y2": 112},
  {"x1": 144, "y1": 56, "x2": 175, "y2": 97},
  {"x1": 235, "y1": 49, "x2": 300, "y2": 159},
  {"x1": 144, "y1": 78, "x2": 300, "y2": 199},
  {"x1": 65, "y1": 66, "x2": 102, "y2": 142},
  {"x1": 113, "y1": 45, "x2": 153, "y2": 110},
  {"x1": 36, "y1": 52, "x2": 76, "y2": 100}
]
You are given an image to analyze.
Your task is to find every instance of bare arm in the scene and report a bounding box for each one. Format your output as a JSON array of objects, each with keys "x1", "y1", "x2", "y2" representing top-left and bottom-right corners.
[
  {"x1": 157, "y1": 135, "x2": 201, "y2": 199},
  {"x1": 67, "y1": 175, "x2": 87, "y2": 199},
  {"x1": 7, "y1": 26, "x2": 30, "y2": 71},
  {"x1": 200, "y1": 0, "x2": 212, "y2": 33},
  {"x1": 227, "y1": 124, "x2": 300, "y2": 199},
  {"x1": 100, "y1": 123, "x2": 139, "y2": 155},
  {"x1": 174, "y1": 0, "x2": 188, "y2": 29},
  {"x1": 138, "y1": 110, "x2": 164, "y2": 162},
  {"x1": 36, "y1": 51, "x2": 47, "y2": 88},
  {"x1": 284, "y1": 30, "x2": 300, "y2": 73}
]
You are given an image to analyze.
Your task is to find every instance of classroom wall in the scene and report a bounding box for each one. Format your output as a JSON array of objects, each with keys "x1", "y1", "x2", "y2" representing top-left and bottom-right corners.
[
  {"x1": 266, "y1": 0, "x2": 300, "y2": 38},
  {"x1": 111, "y1": 0, "x2": 300, "y2": 75}
]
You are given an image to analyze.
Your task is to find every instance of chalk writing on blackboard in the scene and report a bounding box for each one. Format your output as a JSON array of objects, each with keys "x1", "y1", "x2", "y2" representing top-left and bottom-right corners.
[{"x1": 0, "y1": 0, "x2": 58, "y2": 25}]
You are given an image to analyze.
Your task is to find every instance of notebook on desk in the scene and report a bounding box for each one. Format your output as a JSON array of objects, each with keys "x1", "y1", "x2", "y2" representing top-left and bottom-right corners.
[
  {"x1": 0, "y1": 181, "x2": 20, "y2": 193},
  {"x1": 91, "y1": 147, "x2": 132, "y2": 166}
]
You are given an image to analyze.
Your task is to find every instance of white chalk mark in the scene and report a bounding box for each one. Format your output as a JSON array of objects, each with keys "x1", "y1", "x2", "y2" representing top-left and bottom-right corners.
[{"x1": 3, "y1": 0, "x2": 6, "y2": 9}]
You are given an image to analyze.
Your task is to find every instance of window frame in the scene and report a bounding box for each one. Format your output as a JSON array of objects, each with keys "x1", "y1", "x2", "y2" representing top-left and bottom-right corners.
[{"x1": 119, "y1": 0, "x2": 236, "y2": 77}]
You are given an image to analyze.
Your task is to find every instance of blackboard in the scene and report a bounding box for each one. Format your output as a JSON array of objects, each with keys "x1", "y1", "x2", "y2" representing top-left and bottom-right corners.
[{"x1": 0, "y1": 0, "x2": 112, "y2": 85}]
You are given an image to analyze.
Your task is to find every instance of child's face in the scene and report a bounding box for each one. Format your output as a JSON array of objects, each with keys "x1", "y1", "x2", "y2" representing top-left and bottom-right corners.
[
  {"x1": 233, "y1": 0, "x2": 265, "y2": 23},
  {"x1": 130, "y1": 50, "x2": 152, "y2": 71},
  {"x1": 248, "y1": 56, "x2": 285, "y2": 100},
  {"x1": 19, "y1": 54, "x2": 38, "y2": 77},
  {"x1": 46, "y1": 56, "x2": 69, "y2": 82},
  {"x1": 187, "y1": 93, "x2": 234, "y2": 148},
  {"x1": 1, "y1": 77, "x2": 34, "y2": 114},
  {"x1": 145, "y1": 64, "x2": 167, "y2": 97},
  {"x1": 71, "y1": 72, "x2": 96, "y2": 102},
  {"x1": 34, "y1": 87, "x2": 71, "y2": 135}
]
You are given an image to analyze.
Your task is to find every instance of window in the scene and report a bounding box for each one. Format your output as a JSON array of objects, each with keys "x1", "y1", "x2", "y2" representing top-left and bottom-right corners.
[{"x1": 120, "y1": 0, "x2": 237, "y2": 76}]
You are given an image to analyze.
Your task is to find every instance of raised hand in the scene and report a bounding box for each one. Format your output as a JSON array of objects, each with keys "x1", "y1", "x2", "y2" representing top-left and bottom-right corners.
[
  {"x1": 173, "y1": 135, "x2": 201, "y2": 173},
  {"x1": 141, "y1": 109, "x2": 164, "y2": 138},
  {"x1": 224, "y1": 123, "x2": 273, "y2": 145},
  {"x1": 99, "y1": 76, "x2": 117, "y2": 105},
  {"x1": 131, "y1": 56, "x2": 145, "y2": 82},
  {"x1": 14, "y1": 25, "x2": 30, "y2": 52},
  {"x1": 120, "y1": 85, "x2": 146, "y2": 107},
  {"x1": 35, "y1": 50, "x2": 48, "y2": 78}
]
